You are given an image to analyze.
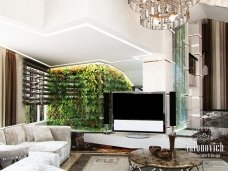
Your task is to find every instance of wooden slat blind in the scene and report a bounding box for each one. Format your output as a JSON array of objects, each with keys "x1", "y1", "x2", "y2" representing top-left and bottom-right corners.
[{"x1": 23, "y1": 60, "x2": 50, "y2": 105}]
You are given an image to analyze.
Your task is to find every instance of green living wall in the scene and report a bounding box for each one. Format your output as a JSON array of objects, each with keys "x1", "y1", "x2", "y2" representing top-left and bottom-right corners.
[{"x1": 47, "y1": 64, "x2": 132, "y2": 131}]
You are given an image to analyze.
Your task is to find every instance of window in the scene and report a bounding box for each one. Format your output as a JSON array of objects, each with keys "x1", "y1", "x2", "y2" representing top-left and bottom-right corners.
[{"x1": 23, "y1": 59, "x2": 49, "y2": 123}]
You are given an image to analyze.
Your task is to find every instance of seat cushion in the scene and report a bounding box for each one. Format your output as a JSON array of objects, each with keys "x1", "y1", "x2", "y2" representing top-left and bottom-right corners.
[
  {"x1": 0, "y1": 145, "x2": 28, "y2": 159},
  {"x1": 27, "y1": 152, "x2": 60, "y2": 167},
  {"x1": 2, "y1": 163, "x2": 64, "y2": 171},
  {"x1": 0, "y1": 145, "x2": 29, "y2": 168},
  {"x1": 28, "y1": 141, "x2": 70, "y2": 163},
  {"x1": 40, "y1": 164, "x2": 65, "y2": 171},
  {"x1": 2, "y1": 152, "x2": 62, "y2": 171},
  {"x1": 17, "y1": 141, "x2": 37, "y2": 149}
]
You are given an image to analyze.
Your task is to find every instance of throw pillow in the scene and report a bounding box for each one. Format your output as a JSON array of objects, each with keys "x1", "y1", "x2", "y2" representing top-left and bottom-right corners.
[
  {"x1": 4, "y1": 125, "x2": 26, "y2": 145},
  {"x1": 23, "y1": 125, "x2": 35, "y2": 142},
  {"x1": 33, "y1": 127, "x2": 54, "y2": 142}
]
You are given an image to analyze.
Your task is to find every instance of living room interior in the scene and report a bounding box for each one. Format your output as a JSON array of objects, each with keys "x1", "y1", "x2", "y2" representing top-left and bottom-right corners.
[{"x1": 0, "y1": 0, "x2": 228, "y2": 171}]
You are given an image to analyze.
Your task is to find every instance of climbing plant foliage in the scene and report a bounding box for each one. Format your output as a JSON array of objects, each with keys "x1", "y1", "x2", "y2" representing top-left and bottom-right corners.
[{"x1": 47, "y1": 64, "x2": 132, "y2": 131}]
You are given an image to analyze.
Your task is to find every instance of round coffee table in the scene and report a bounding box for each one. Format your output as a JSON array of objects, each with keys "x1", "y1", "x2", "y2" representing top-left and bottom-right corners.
[
  {"x1": 0, "y1": 145, "x2": 29, "y2": 169},
  {"x1": 129, "y1": 149, "x2": 204, "y2": 171}
]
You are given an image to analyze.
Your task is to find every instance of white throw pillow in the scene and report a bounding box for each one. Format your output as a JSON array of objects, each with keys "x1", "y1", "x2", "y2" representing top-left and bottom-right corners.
[
  {"x1": 23, "y1": 125, "x2": 35, "y2": 142},
  {"x1": 32, "y1": 127, "x2": 54, "y2": 142}
]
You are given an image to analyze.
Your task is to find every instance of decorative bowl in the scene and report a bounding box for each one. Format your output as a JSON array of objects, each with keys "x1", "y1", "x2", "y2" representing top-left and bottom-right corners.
[
  {"x1": 149, "y1": 146, "x2": 161, "y2": 155},
  {"x1": 157, "y1": 149, "x2": 171, "y2": 159}
]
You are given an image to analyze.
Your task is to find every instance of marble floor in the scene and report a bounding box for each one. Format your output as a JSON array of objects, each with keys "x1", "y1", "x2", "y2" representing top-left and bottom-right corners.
[
  {"x1": 62, "y1": 114, "x2": 228, "y2": 171},
  {"x1": 61, "y1": 152, "x2": 81, "y2": 170},
  {"x1": 61, "y1": 151, "x2": 228, "y2": 171}
]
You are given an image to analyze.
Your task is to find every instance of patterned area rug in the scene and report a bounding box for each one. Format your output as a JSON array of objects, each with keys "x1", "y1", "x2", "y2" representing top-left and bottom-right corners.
[
  {"x1": 68, "y1": 154, "x2": 129, "y2": 171},
  {"x1": 68, "y1": 154, "x2": 228, "y2": 171},
  {"x1": 203, "y1": 159, "x2": 228, "y2": 167}
]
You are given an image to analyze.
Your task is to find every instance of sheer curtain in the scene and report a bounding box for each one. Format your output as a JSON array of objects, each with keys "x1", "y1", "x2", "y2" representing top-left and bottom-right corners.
[
  {"x1": 203, "y1": 19, "x2": 228, "y2": 110},
  {"x1": 219, "y1": 21, "x2": 228, "y2": 109},
  {"x1": 210, "y1": 20, "x2": 228, "y2": 110}
]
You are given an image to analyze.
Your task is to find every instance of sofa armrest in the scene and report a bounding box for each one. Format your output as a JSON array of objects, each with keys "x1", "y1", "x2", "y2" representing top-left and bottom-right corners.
[{"x1": 47, "y1": 126, "x2": 71, "y2": 143}]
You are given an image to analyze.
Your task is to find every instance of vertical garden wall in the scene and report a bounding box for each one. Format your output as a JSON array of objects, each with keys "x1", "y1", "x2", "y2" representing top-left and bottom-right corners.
[{"x1": 47, "y1": 64, "x2": 132, "y2": 131}]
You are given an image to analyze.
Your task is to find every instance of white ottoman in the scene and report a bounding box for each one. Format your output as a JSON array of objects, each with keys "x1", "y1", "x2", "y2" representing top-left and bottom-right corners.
[
  {"x1": 27, "y1": 152, "x2": 60, "y2": 167},
  {"x1": 0, "y1": 145, "x2": 29, "y2": 169}
]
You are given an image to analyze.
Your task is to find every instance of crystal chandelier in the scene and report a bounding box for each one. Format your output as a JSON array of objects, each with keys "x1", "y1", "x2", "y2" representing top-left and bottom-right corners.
[{"x1": 128, "y1": 0, "x2": 199, "y2": 30}]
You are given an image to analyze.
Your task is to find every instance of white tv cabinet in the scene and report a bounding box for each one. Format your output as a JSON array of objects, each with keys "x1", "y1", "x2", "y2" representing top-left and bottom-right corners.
[{"x1": 84, "y1": 132, "x2": 196, "y2": 149}]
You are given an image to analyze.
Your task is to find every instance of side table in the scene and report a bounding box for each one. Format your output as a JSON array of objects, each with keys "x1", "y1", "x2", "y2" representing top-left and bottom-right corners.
[
  {"x1": 129, "y1": 149, "x2": 204, "y2": 171},
  {"x1": 0, "y1": 145, "x2": 29, "y2": 169}
]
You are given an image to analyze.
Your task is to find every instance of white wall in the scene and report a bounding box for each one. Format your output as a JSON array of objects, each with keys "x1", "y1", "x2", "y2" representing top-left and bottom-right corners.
[
  {"x1": 142, "y1": 30, "x2": 174, "y2": 128},
  {"x1": 143, "y1": 61, "x2": 174, "y2": 92},
  {"x1": 143, "y1": 61, "x2": 166, "y2": 92},
  {"x1": 124, "y1": 70, "x2": 142, "y2": 87}
]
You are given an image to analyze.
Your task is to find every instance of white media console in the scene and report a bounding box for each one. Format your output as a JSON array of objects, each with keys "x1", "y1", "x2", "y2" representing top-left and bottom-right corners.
[{"x1": 84, "y1": 132, "x2": 197, "y2": 149}]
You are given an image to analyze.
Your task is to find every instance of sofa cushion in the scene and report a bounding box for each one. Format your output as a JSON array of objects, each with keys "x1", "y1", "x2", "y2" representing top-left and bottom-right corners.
[
  {"x1": 0, "y1": 145, "x2": 28, "y2": 159},
  {"x1": 28, "y1": 141, "x2": 70, "y2": 163},
  {"x1": 2, "y1": 163, "x2": 64, "y2": 171},
  {"x1": 39, "y1": 164, "x2": 65, "y2": 171},
  {"x1": 0, "y1": 145, "x2": 29, "y2": 168},
  {"x1": 17, "y1": 142, "x2": 37, "y2": 149},
  {"x1": 32, "y1": 126, "x2": 54, "y2": 142},
  {"x1": 49, "y1": 126, "x2": 71, "y2": 143},
  {"x1": 23, "y1": 125, "x2": 34, "y2": 142},
  {"x1": 2, "y1": 163, "x2": 42, "y2": 171},
  {"x1": 28, "y1": 152, "x2": 60, "y2": 167},
  {"x1": 0, "y1": 129, "x2": 6, "y2": 144},
  {"x1": 2, "y1": 152, "x2": 61, "y2": 171},
  {"x1": 4, "y1": 125, "x2": 26, "y2": 145}
]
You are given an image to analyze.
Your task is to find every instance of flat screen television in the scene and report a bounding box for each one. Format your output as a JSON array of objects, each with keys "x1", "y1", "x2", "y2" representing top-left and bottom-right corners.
[{"x1": 112, "y1": 92, "x2": 165, "y2": 133}]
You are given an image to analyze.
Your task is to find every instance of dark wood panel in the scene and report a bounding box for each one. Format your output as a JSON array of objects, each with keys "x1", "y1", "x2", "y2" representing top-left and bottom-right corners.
[{"x1": 202, "y1": 19, "x2": 212, "y2": 110}]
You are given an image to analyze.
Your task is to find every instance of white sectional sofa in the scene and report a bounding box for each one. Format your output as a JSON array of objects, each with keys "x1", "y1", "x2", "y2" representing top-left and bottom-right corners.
[{"x1": 0, "y1": 124, "x2": 71, "y2": 171}]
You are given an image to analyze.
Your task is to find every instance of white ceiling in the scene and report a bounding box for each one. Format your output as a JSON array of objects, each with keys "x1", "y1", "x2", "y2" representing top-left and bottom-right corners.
[
  {"x1": 0, "y1": 23, "x2": 147, "y2": 66},
  {"x1": 200, "y1": 0, "x2": 228, "y2": 8},
  {"x1": 0, "y1": 0, "x2": 228, "y2": 86},
  {"x1": 190, "y1": 3, "x2": 228, "y2": 23},
  {"x1": 0, "y1": 21, "x2": 149, "y2": 86}
]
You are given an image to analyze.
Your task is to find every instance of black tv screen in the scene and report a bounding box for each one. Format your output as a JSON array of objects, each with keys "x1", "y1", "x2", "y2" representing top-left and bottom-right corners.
[{"x1": 112, "y1": 92, "x2": 165, "y2": 133}]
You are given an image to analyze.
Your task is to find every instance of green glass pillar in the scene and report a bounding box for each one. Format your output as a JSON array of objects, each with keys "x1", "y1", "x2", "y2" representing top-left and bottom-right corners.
[{"x1": 174, "y1": 26, "x2": 188, "y2": 130}]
